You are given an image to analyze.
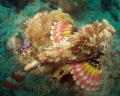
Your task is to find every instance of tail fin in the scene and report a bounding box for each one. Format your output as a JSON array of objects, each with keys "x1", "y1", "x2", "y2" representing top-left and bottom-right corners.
[
  {"x1": 2, "y1": 60, "x2": 39, "y2": 89},
  {"x1": 2, "y1": 69, "x2": 27, "y2": 89}
]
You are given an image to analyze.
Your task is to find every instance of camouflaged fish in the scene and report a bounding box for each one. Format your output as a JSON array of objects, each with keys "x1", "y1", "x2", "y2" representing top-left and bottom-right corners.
[{"x1": 2, "y1": 19, "x2": 116, "y2": 90}]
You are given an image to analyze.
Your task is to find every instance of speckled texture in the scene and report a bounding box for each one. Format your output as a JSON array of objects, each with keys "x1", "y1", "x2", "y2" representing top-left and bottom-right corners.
[
  {"x1": 26, "y1": 8, "x2": 74, "y2": 48},
  {"x1": 20, "y1": 19, "x2": 116, "y2": 66}
]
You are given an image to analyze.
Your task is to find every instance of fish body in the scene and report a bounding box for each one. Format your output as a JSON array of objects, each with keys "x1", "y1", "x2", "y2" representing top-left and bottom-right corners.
[{"x1": 2, "y1": 19, "x2": 116, "y2": 90}]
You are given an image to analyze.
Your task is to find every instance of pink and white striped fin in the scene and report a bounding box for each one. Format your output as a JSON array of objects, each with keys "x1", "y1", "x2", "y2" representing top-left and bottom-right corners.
[
  {"x1": 50, "y1": 22, "x2": 73, "y2": 45},
  {"x1": 71, "y1": 58, "x2": 102, "y2": 90}
]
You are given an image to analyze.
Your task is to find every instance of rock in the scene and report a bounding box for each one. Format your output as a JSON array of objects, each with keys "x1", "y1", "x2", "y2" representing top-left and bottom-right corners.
[
  {"x1": 101, "y1": 0, "x2": 113, "y2": 8},
  {"x1": 110, "y1": 6, "x2": 120, "y2": 22},
  {"x1": 112, "y1": 0, "x2": 119, "y2": 9}
]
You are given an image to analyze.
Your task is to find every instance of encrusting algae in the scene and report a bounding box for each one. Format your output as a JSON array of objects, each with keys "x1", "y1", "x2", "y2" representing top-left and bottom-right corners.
[{"x1": 2, "y1": 9, "x2": 116, "y2": 91}]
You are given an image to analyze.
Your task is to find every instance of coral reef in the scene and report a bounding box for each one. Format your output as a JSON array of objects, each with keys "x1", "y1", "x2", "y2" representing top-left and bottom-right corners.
[{"x1": 27, "y1": 8, "x2": 74, "y2": 48}]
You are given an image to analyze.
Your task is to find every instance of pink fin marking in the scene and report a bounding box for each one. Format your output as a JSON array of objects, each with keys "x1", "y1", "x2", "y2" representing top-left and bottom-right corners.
[
  {"x1": 50, "y1": 22, "x2": 73, "y2": 45},
  {"x1": 71, "y1": 61, "x2": 102, "y2": 90},
  {"x1": 71, "y1": 63, "x2": 86, "y2": 77}
]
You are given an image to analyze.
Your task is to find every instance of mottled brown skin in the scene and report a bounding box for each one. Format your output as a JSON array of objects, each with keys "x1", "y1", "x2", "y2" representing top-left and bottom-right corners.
[
  {"x1": 20, "y1": 19, "x2": 116, "y2": 67},
  {"x1": 26, "y1": 9, "x2": 74, "y2": 48},
  {"x1": 2, "y1": 19, "x2": 116, "y2": 89}
]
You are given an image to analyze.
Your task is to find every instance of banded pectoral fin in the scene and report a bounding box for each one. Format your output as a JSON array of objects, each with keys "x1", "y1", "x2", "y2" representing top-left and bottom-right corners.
[
  {"x1": 2, "y1": 60, "x2": 39, "y2": 89},
  {"x1": 71, "y1": 58, "x2": 102, "y2": 90}
]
